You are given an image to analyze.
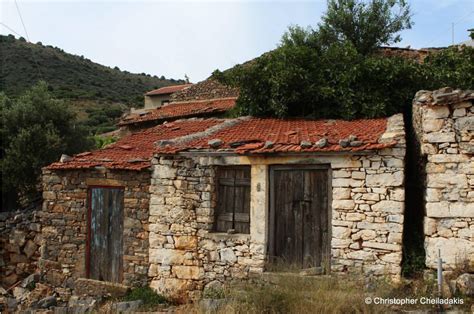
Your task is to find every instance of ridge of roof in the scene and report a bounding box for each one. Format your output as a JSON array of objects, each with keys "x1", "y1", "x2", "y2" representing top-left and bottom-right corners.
[
  {"x1": 155, "y1": 116, "x2": 398, "y2": 155},
  {"x1": 118, "y1": 97, "x2": 236, "y2": 126},
  {"x1": 145, "y1": 84, "x2": 193, "y2": 96}
]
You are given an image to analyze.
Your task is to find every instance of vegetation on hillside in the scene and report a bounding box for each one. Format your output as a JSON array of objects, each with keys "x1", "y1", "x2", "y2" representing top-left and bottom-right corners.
[
  {"x1": 0, "y1": 34, "x2": 185, "y2": 134},
  {"x1": 0, "y1": 34, "x2": 183, "y2": 104},
  {"x1": 1, "y1": 82, "x2": 93, "y2": 210},
  {"x1": 212, "y1": 0, "x2": 473, "y2": 120}
]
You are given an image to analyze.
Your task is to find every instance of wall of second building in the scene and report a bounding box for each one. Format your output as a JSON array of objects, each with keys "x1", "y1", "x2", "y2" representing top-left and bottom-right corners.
[
  {"x1": 144, "y1": 95, "x2": 170, "y2": 109},
  {"x1": 413, "y1": 97, "x2": 474, "y2": 270},
  {"x1": 40, "y1": 168, "x2": 150, "y2": 297},
  {"x1": 148, "y1": 135, "x2": 406, "y2": 300}
]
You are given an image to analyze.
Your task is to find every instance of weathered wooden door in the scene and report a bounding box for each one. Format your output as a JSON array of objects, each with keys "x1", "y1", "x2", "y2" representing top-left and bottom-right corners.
[
  {"x1": 269, "y1": 166, "x2": 330, "y2": 270},
  {"x1": 88, "y1": 187, "x2": 124, "y2": 282}
]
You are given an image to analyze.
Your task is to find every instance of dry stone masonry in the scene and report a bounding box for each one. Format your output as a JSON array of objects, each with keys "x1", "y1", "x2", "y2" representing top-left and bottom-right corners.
[
  {"x1": 0, "y1": 209, "x2": 42, "y2": 288},
  {"x1": 40, "y1": 168, "x2": 151, "y2": 297},
  {"x1": 148, "y1": 113, "x2": 406, "y2": 300},
  {"x1": 413, "y1": 88, "x2": 474, "y2": 270}
]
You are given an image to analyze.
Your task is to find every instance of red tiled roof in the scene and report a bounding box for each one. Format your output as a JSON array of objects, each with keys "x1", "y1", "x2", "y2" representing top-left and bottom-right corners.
[
  {"x1": 47, "y1": 119, "x2": 223, "y2": 171},
  {"x1": 118, "y1": 98, "x2": 236, "y2": 126},
  {"x1": 157, "y1": 117, "x2": 395, "y2": 155},
  {"x1": 145, "y1": 84, "x2": 193, "y2": 96}
]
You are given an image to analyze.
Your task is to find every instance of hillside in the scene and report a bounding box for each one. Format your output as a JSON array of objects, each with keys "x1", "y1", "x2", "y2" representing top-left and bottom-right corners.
[
  {"x1": 0, "y1": 34, "x2": 185, "y2": 134},
  {"x1": 0, "y1": 34, "x2": 183, "y2": 104}
]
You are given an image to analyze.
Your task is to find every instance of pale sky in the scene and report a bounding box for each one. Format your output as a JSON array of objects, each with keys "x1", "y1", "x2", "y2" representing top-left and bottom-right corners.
[{"x1": 1, "y1": 0, "x2": 473, "y2": 82}]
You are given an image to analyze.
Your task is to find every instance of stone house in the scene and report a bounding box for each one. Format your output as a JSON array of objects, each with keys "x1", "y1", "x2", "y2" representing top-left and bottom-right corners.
[
  {"x1": 144, "y1": 84, "x2": 192, "y2": 109},
  {"x1": 120, "y1": 80, "x2": 239, "y2": 134},
  {"x1": 41, "y1": 110, "x2": 406, "y2": 300},
  {"x1": 412, "y1": 88, "x2": 474, "y2": 270}
]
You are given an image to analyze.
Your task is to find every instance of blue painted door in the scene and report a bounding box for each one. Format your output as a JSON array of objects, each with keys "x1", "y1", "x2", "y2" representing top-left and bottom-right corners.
[{"x1": 89, "y1": 187, "x2": 124, "y2": 282}]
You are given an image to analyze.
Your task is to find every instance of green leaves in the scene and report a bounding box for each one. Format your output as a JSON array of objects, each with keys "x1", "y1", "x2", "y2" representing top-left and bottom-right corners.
[
  {"x1": 319, "y1": 0, "x2": 413, "y2": 55},
  {"x1": 216, "y1": 30, "x2": 473, "y2": 121},
  {"x1": 1, "y1": 82, "x2": 93, "y2": 209}
]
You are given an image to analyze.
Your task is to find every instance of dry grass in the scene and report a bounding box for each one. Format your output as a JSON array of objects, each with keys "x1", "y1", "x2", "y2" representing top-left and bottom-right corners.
[{"x1": 186, "y1": 273, "x2": 473, "y2": 314}]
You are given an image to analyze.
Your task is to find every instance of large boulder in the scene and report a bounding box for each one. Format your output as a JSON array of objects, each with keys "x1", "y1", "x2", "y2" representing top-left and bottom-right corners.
[{"x1": 456, "y1": 273, "x2": 474, "y2": 296}]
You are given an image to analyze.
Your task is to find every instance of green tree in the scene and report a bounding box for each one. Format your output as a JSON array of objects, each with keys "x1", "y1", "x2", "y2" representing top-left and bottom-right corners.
[
  {"x1": 319, "y1": 0, "x2": 413, "y2": 55},
  {"x1": 1, "y1": 82, "x2": 93, "y2": 210},
  {"x1": 225, "y1": 27, "x2": 430, "y2": 120}
]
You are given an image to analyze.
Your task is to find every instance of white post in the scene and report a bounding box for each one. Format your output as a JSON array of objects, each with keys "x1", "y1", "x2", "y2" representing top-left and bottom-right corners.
[{"x1": 437, "y1": 249, "x2": 443, "y2": 297}]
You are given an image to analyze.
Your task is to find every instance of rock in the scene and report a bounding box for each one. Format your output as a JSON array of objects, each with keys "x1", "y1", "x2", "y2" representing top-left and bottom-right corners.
[
  {"x1": 332, "y1": 227, "x2": 351, "y2": 239},
  {"x1": 424, "y1": 132, "x2": 456, "y2": 143},
  {"x1": 362, "y1": 242, "x2": 400, "y2": 251},
  {"x1": 264, "y1": 141, "x2": 274, "y2": 149},
  {"x1": 208, "y1": 139, "x2": 223, "y2": 148},
  {"x1": 350, "y1": 140, "x2": 363, "y2": 147},
  {"x1": 65, "y1": 296, "x2": 98, "y2": 313},
  {"x1": 0, "y1": 286, "x2": 7, "y2": 295},
  {"x1": 315, "y1": 138, "x2": 328, "y2": 148},
  {"x1": 174, "y1": 235, "x2": 198, "y2": 250},
  {"x1": 37, "y1": 296, "x2": 57, "y2": 309},
  {"x1": 204, "y1": 280, "x2": 223, "y2": 292},
  {"x1": 173, "y1": 265, "x2": 203, "y2": 280},
  {"x1": 23, "y1": 240, "x2": 38, "y2": 259},
  {"x1": 346, "y1": 250, "x2": 376, "y2": 261},
  {"x1": 13, "y1": 286, "x2": 28, "y2": 300},
  {"x1": 59, "y1": 154, "x2": 72, "y2": 162},
  {"x1": 425, "y1": 238, "x2": 474, "y2": 269},
  {"x1": 10, "y1": 230, "x2": 26, "y2": 247},
  {"x1": 366, "y1": 172, "x2": 403, "y2": 187},
  {"x1": 149, "y1": 248, "x2": 186, "y2": 265},
  {"x1": 332, "y1": 200, "x2": 355, "y2": 210},
  {"x1": 348, "y1": 135, "x2": 358, "y2": 141},
  {"x1": 21, "y1": 273, "x2": 40, "y2": 288},
  {"x1": 339, "y1": 139, "x2": 350, "y2": 148},
  {"x1": 220, "y1": 248, "x2": 237, "y2": 264},
  {"x1": 7, "y1": 297, "x2": 18, "y2": 311},
  {"x1": 1, "y1": 273, "x2": 18, "y2": 287},
  {"x1": 372, "y1": 201, "x2": 403, "y2": 214},
  {"x1": 300, "y1": 140, "x2": 312, "y2": 148},
  {"x1": 456, "y1": 273, "x2": 474, "y2": 296},
  {"x1": 113, "y1": 300, "x2": 143, "y2": 313}
]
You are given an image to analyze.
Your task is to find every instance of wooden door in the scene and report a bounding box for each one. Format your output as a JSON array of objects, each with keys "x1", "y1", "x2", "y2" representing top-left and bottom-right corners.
[
  {"x1": 269, "y1": 166, "x2": 330, "y2": 270},
  {"x1": 88, "y1": 187, "x2": 124, "y2": 282}
]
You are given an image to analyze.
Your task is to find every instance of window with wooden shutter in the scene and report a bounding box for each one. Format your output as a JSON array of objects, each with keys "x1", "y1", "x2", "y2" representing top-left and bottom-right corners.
[{"x1": 214, "y1": 166, "x2": 251, "y2": 234}]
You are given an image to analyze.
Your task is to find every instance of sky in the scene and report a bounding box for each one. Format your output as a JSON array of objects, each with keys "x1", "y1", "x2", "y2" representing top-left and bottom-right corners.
[{"x1": 1, "y1": 0, "x2": 473, "y2": 82}]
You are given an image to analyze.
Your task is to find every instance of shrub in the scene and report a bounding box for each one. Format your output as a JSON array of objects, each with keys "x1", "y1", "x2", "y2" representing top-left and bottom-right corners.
[{"x1": 124, "y1": 287, "x2": 168, "y2": 307}]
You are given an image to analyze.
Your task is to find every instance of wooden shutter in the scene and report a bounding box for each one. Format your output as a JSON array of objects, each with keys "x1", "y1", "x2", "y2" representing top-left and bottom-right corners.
[{"x1": 215, "y1": 167, "x2": 251, "y2": 234}]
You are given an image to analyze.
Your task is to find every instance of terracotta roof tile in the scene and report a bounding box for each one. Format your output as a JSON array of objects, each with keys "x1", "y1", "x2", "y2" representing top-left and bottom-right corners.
[
  {"x1": 118, "y1": 98, "x2": 236, "y2": 126},
  {"x1": 145, "y1": 84, "x2": 193, "y2": 96},
  {"x1": 47, "y1": 119, "x2": 223, "y2": 171},
  {"x1": 157, "y1": 117, "x2": 395, "y2": 154}
]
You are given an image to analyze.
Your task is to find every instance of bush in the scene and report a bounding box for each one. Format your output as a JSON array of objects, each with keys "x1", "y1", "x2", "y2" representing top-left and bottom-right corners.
[
  {"x1": 1, "y1": 82, "x2": 93, "y2": 209},
  {"x1": 124, "y1": 287, "x2": 168, "y2": 307},
  {"x1": 214, "y1": 28, "x2": 474, "y2": 121}
]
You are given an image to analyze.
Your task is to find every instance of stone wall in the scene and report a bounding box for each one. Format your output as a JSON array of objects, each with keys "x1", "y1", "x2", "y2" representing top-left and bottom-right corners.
[
  {"x1": 0, "y1": 209, "x2": 41, "y2": 288},
  {"x1": 40, "y1": 168, "x2": 151, "y2": 297},
  {"x1": 148, "y1": 156, "x2": 262, "y2": 301},
  {"x1": 413, "y1": 88, "x2": 474, "y2": 270},
  {"x1": 148, "y1": 114, "x2": 406, "y2": 300}
]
